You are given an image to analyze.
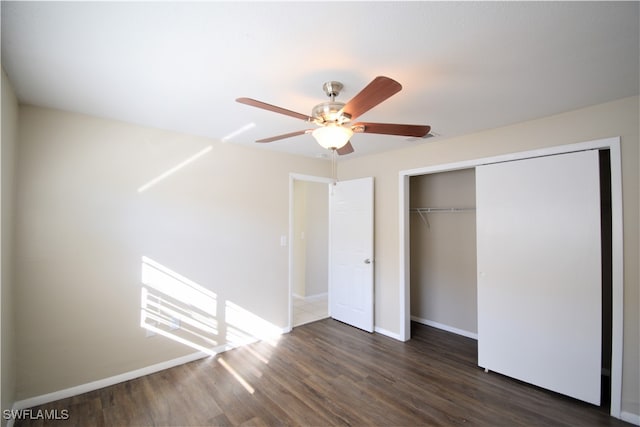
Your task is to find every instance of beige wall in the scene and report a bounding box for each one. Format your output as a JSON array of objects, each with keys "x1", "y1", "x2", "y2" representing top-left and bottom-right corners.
[
  {"x1": 338, "y1": 96, "x2": 639, "y2": 416},
  {"x1": 13, "y1": 106, "x2": 329, "y2": 399},
  {"x1": 1, "y1": 70, "x2": 19, "y2": 423},
  {"x1": 410, "y1": 169, "x2": 477, "y2": 334}
]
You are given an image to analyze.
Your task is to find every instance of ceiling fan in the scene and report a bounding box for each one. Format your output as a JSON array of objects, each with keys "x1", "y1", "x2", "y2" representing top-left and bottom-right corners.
[{"x1": 236, "y1": 76, "x2": 431, "y2": 155}]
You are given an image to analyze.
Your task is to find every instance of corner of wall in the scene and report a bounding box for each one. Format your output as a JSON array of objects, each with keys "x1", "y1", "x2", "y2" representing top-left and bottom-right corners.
[{"x1": 1, "y1": 68, "x2": 20, "y2": 426}]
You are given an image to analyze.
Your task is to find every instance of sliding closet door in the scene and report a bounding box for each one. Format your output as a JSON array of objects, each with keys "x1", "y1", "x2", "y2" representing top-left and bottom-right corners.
[{"x1": 476, "y1": 150, "x2": 602, "y2": 405}]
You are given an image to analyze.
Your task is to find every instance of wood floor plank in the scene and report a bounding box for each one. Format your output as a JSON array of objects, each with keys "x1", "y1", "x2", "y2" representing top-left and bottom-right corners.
[{"x1": 14, "y1": 320, "x2": 630, "y2": 426}]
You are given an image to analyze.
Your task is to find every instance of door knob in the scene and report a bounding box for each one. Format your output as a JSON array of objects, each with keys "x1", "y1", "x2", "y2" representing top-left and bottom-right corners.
[{"x1": 364, "y1": 258, "x2": 372, "y2": 264}]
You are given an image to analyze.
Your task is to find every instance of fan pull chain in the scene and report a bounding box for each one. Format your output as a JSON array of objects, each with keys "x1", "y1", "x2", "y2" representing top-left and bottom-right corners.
[{"x1": 331, "y1": 148, "x2": 338, "y2": 185}]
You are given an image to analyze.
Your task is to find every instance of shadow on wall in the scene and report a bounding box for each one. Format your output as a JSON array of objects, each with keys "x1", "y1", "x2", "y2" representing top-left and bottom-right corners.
[{"x1": 140, "y1": 256, "x2": 282, "y2": 357}]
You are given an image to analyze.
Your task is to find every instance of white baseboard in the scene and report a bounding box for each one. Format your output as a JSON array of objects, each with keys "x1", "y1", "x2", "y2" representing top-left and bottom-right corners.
[
  {"x1": 374, "y1": 326, "x2": 403, "y2": 341},
  {"x1": 411, "y1": 316, "x2": 478, "y2": 340},
  {"x1": 11, "y1": 322, "x2": 288, "y2": 413},
  {"x1": 621, "y1": 411, "x2": 640, "y2": 426},
  {"x1": 12, "y1": 351, "x2": 209, "y2": 411},
  {"x1": 293, "y1": 292, "x2": 327, "y2": 302}
]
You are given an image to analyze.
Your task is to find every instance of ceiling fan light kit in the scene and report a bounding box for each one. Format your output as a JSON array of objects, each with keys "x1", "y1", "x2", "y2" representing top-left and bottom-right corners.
[
  {"x1": 236, "y1": 76, "x2": 431, "y2": 155},
  {"x1": 312, "y1": 125, "x2": 353, "y2": 150}
]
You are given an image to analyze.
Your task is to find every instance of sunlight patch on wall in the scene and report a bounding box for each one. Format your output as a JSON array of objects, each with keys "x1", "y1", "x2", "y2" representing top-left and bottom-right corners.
[
  {"x1": 140, "y1": 256, "x2": 220, "y2": 355},
  {"x1": 225, "y1": 300, "x2": 283, "y2": 348},
  {"x1": 139, "y1": 256, "x2": 284, "y2": 358},
  {"x1": 137, "y1": 145, "x2": 212, "y2": 193},
  {"x1": 139, "y1": 256, "x2": 286, "y2": 392}
]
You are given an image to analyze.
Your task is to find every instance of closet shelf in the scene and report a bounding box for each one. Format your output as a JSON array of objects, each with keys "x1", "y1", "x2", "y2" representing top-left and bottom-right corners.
[{"x1": 410, "y1": 207, "x2": 476, "y2": 227}]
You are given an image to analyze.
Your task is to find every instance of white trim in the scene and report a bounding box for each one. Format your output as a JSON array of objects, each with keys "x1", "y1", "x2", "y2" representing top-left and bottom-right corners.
[
  {"x1": 621, "y1": 411, "x2": 640, "y2": 426},
  {"x1": 12, "y1": 351, "x2": 210, "y2": 411},
  {"x1": 288, "y1": 173, "x2": 333, "y2": 332},
  {"x1": 293, "y1": 292, "x2": 328, "y2": 302},
  {"x1": 399, "y1": 174, "x2": 411, "y2": 342},
  {"x1": 289, "y1": 173, "x2": 334, "y2": 184},
  {"x1": 400, "y1": 138, "x2": 619, "y2": 177},
  {"x1": 374, "y1": 326, "x2": 403, "y2": 341},
  {"x1": 399, "y1": 136, "x2": 624, "y2": 419},
  {"x1": 411, "y1": 316, "x2": 478, "y2": 340},
  {"x1": 608, "y1": 141, "x2": 624, "y2": 419}
]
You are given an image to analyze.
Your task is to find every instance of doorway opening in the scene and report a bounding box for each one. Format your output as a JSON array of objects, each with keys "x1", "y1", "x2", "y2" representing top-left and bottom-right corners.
[{"x1": 288, "y1": 174, "x2": 332, "y2": 329}]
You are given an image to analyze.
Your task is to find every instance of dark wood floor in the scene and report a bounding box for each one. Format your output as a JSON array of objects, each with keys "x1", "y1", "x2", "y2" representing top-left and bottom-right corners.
[{"x1": 16, "y1": 320, "x2": 630, "y2": 426}]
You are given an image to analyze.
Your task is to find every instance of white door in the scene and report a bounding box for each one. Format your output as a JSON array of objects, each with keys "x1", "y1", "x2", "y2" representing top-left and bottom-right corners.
[
  {"x1": 329, "y1": 177, "x2": 374, "y2": 332},
  {"x1": 476, "y1": 150, "x2": 602, "y2": 405}
]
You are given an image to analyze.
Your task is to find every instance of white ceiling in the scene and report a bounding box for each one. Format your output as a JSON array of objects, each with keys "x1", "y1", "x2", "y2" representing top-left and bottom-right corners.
[{"x1": 2, "y1": 1, "x2": 638, "y2": 159}]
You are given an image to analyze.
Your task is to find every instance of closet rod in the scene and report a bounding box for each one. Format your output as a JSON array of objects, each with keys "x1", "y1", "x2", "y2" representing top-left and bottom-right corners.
[{"x1": 410, "y1": 207, "x2": 476, "y2": 213}]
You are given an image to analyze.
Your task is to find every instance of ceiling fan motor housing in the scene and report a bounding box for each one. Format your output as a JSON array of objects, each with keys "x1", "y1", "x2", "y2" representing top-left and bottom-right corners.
[
  {"x1": 312, "y1": 81, "x2": 352, "y2": 126},
  {"x1": 312, "y1": 101, "x2": 351, "y2": 126}
]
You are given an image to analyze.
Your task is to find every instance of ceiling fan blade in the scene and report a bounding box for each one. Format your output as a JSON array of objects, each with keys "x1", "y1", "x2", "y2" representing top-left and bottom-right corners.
[
  {"x1": 336, "y1": 141, "x2": 354, "y2": 155},
  {"x1": 353, "y1": 122, "x2": 431, "y2": 137},
  {"x1": 342, "y1": 76, "x2": 402, "y2": 121},
  {"x1": 256, "y1": 129, "x2": 312, "y2": 143},
  {"x1": 236, "y1": 97, "x2": 312, "y2": 122}
]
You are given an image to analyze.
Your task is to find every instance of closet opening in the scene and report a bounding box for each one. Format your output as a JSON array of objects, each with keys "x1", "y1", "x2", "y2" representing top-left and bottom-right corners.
[
  {"x1": 409, "y1": 169, "x2": 477, "y2": 339},
  {"x1": 399, "y1": 137, "x2": 623, "y2": 418},
  {"x1": 406, "y1": 148, "x2": 614, "y2": 411}
]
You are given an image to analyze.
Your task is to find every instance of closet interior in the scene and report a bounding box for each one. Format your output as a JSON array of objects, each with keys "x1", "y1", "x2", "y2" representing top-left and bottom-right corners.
[{"x1": 409, "y1": 168, "x2": 477, "y2": 338}]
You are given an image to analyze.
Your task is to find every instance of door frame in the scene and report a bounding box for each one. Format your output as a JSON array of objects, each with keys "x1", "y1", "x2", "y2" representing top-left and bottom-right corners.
[
  {"x1": 287, "y1": 173, "x2": 333, "y2": 331},
  {"x1": 398, "y1": 137, "x2": 623, "y2": 418}
]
